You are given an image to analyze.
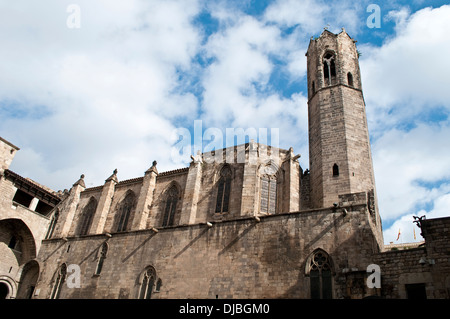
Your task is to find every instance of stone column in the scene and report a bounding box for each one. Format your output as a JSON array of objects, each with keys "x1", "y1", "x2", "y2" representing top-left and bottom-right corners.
[
  {"x1": 132, "y1": 161, "x2": 158, "y2": 230},
  {"x1": 240, "y1": 140, "x2": 258, "y2": 216},
  {"x1": 180, "y1": 151, "x2": 203, "y2": 225},
  {"x1": 59, "y1": 175, "x2": 85, "y2": 237},
  {"x1": 91, "y1": 169, "x2": 118, "y2": 234},
  {"x1": 286, "y1": 147, "x2": 301, "y2": 212},
  {"x1": 28, "y1": 197, "x2": 39, "y2": 211}
]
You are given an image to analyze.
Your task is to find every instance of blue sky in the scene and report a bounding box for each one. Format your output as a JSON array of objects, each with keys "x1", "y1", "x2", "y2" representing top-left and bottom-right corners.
[{"x1": 1, "y1": 0, "x2": 449, "y2": 244}]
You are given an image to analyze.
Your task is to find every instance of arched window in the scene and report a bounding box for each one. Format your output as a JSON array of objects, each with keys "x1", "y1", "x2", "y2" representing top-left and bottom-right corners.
[
  {"x1": 260, "y1": 176, "x2": 277, "y2": 214},
  {"x1": 139, "y1": 266, "x2": 157, "y2": 299},
  {"x1": 50, "y1": 263, "x2": 67, "y2": 299},
  {"x1": 332, "y1": 163, "x2": 339, "y2": 177},
  {"x1": 260, "y1": 164, "x2": 278, "y2": 215},
  {"x1": 94, "y1": 242, "x2": 108, "y2": 276},
  {"x1": 323, "y1": 52, "x2": 336, "y2": 86},
  {"x1": 45, "y1": 210, "x2": 59, "y2": 239},
  {"x1": 215, "y1": 165, "x2": 232, "y2": 213},
  {"x1": 347, "y1": 72, "x2": 353, "y2": 87},
  {"x1": 307, "y1": 250, "x2": 333, "y2": 299},
  {"x1": 77, "y1": 198, "x2": 97, "y2": 236},
  {"x1": 116, "y1": 192, "x2": 136, "y2": 232},
  {"x1": 162, "y1": 185, "x2": 178, "y2": 227}
]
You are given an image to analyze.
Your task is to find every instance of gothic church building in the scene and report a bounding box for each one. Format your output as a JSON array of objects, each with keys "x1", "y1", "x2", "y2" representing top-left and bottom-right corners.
[{"x1": 1, "y1": 30, "x2": 450, "y2": 299}]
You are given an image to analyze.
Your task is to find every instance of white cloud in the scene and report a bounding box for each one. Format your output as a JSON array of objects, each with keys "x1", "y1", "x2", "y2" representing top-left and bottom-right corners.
[
  {"x1": 372, "y1": 122, "x2": 450, "y2": 222},
  {"x1": 356, "y1": 4, "x2": 450, "y2": 244},
  {"x1": 360, "y1": 5, "x2": 450, "y2": 131},
  {"x1": 196, "y1": 8, "x2": 311, "y2": 171},
  {"x1": 1, "y1": 0, "x2": 202, "y2": 190},
  {"x1": 264, "y1": 0, "x2": 365, "y2": 35}
]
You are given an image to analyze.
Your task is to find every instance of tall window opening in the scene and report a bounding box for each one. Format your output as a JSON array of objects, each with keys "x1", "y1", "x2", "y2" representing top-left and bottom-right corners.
[
  {"x1": 50, "y1": 263, "x2": 67, "y2": 299},
  {"x1": 116, "y1": 191, "x2": 136, "y2": 232},
  {"x1": 94, "y1": 242, "x2": 108, "y2": 275},
  {"x1": 260, "y1": 175, "x2": 277, "y2": 215},
  {"x1": 162, "y1": 185, "x2": 178, "y2": 227},
  {"x1": 215, "y1": 165, "x2": 232, "y2": 213},
  {"x1": 347, "y1": 72, "x2": 353, "y2": 87},
  {"x1": 308, "y1": 250, "x2": 333, "y2": 299},
  {"x1": 139, "y1": 267, "x2": 157, "y2": 299},
  {"x1": 332, "y1": 164, "x2": 339, "y2": 177},
  {"x1": 76, "y1": 197, "x2": 97, "y2": 236},
  {"x1": 323, "y1": 52, "x2": 336, "y2": 86},
  {"x1": 45, "y1": 210, "x2": 59, "y2": 239}
]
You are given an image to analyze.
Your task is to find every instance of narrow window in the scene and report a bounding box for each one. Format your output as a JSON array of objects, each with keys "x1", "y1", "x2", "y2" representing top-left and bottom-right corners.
[
  {"x1": 347, "y1": 72, "x2": 353, "y2": 87},
  {"x1": 311, "y1": 81, "x2": 315, "y2": 94},
  {"x1": 45, "y1": 210, "x2": 59, "y2": 239},
  {"x1": 162, "y1": 186, "x2": 178, "y2": 227},
  {"x1": 155, "y1": 279, "x2": 162, "y2": 293},
  {"x1": 94, "y1": 242, "x2": 108, "y2": 275},
  {"x1": 215, "y1": 165, "x2": 232, "y2": 213},
  {"x1": 139, "y1": 267, "x2": 156, "y2": 299},
  {"x1": 323, "y1": 53, "x2": 336, "y2": 86},
  {"x1": 116, "y1": 192, "x2": 135, "y2": 232},
  {"x1": 50, "y1": 264, "x2": 67, "y2": 299},
  {"x1": 260, "y1": 175, "x2": 277, "y2": 215},
  {"x1": 332, "y1": 164, "x2": 339, "y2": 177},
  {"x1": 308, "y1": 250, "x2": 333, "y2": 299},
  {"x1": 76, "y1": 197, "x2": 97, "y2": 236}
]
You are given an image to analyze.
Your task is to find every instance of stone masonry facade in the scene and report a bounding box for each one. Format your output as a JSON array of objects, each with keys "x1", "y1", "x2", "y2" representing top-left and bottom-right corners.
[{"x1": 1, "y1": 29, "x2": 449, "y2": 299}]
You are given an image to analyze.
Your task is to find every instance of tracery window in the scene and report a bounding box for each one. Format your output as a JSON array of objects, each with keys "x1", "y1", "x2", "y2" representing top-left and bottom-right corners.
[
  {"x1": 139, "y1": 266, "x2": 157, "y2": 299},
  {"x1": 260, "y1": 175, "x2": 277, "y2": 215},
  {"x1": 50, "y1": 263, "x2": 67, "y2": 299},
  {"x1": 308, "y1": 250, "x2": 333, "y2": 299},
  {"x1": 116, "y1": 192, "x2": 136, "y2": 232},
  {"x1": 323, "y1": 52, "x2": 336, "y2": 86},
  {"x1": 76, "y1": 197, "x2": 97, "y2": 236},
  {"x1": 162, "y1": 185, "x2": 178, "y2": 227},
  {"x1": 215, "y1": 165, "x2": 232, "y2": 213}
]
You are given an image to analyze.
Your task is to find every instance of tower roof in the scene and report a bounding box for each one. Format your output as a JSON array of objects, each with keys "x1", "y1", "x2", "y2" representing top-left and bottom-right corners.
[{"x1": 306, "y1": 27, "x2": 353, "y2": 56}]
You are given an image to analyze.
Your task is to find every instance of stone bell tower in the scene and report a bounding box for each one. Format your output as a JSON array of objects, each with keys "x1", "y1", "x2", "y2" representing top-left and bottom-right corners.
[{"x1": 306, "y1": 29, "x2": 378, "y2": 209}]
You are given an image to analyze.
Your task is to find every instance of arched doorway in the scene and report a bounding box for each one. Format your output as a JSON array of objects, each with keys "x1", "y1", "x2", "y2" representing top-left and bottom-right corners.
[
  {"x1": 0, "y1": 282, "x2": 9, "y2": 299},
  {"x1": 17, "y1": 260, "x2": 40, "y2": 299}
]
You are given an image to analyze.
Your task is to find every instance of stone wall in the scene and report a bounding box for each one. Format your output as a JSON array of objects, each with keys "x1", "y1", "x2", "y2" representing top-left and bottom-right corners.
[
  {"x1": 34, "y1": 202, "x2": 380, "y2": 299},
  {"x1": 373, "y1": 217, "x2": 450, "y2": 299},
  {"x1": 51, "y1": 143, "x2": 304, "y2": 241},
  {"x1": 0, "y1": 137, "x2": 19, "y2": 173}
]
